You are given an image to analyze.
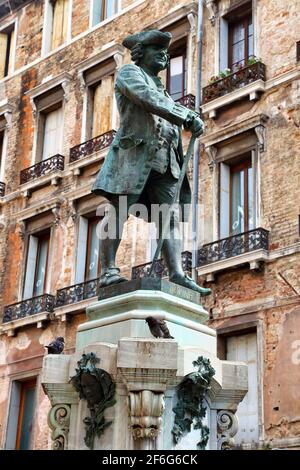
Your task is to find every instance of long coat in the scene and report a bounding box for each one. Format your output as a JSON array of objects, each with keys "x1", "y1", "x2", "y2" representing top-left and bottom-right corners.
[{"x1": 92, "y1": 64, "x2": 192, "y2": 215}]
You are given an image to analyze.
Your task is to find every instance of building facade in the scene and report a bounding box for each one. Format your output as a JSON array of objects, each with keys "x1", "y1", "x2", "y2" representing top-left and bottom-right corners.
[{"x1": 0, "y1": 0, "x2": 299, "y2": 450}]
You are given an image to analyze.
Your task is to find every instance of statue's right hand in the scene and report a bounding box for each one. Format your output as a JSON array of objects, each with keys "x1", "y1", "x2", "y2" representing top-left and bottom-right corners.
[{"x1": 187, "y1": 116, "x2": 204, "y2": 138}]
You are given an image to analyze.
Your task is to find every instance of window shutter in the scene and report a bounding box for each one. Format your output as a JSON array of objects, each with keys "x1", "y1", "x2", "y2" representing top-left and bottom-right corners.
[
  {"x1": 51, "y1": 0, "x2": 68, "y2": 50},
  {"x1": 92, "y1": 0, "x2": 103, "y2": 26},
  {"x1": 42, "y1": 107, "x2": 63, "y2": 160},
  {"x1": 0, "y1": 33, "x2": 8, "y2": 79},
  {"x1": 5, "y1": 381, "x2": 21, "y2": 449},
  {"x1": 75, "y1": 216, "x2": 88, "y2": 283},
  {"x1": 220, "y1": 162, "x2": 230, "y2": 238},
  {"x1": 92, "y1": 75, "x2": 114, "y2": 137},
  {"x1": 23, "y1": 235, "x2": 39, "y2": 300},
  {"x1": 220, "y1": 17, "x2": 229, "y2": 71},
  {"x1": 227, "y1": 333, "x2": 259, "y2": 446}
]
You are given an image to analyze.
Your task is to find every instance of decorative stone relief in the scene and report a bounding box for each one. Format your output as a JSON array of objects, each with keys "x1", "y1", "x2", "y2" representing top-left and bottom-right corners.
[
  {"x1": 172, "y1": 356, "x2": 215, "y2": 449},
  {"x1": 255, "y1": 124, "x2": 266, "y2": 152},
  {"x1": 113, "y1": 52, "x2": 124, "y2": 71},
  {"x1": 70, "y1": 353, "x2": 116, "y2": 450},
  {"x1": 187, "y1": 12, "x2": 197, "y2": 37},
  {"x1": 128, "y1": 390, "x2": 165, "y2": 440},
  {"x1": 48, "y1": 403, "x2": 71, "y2": 450},
  {"x1": 206, "y1": 145, "x2": 217, "y2": 172},
  {"x1": 206, "y1": 0, "x2": 217, "y2": 26},
  {"x1": 217, "y1": 410, "x2": 239, "y2": 450}
]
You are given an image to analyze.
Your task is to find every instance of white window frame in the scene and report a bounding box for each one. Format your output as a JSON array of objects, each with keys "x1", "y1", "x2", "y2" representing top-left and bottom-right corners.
[
  {"x1": 0, "y1": 18, "x2": 18, "y2": 81},
  {"x1": 42, "y1": 0, "x2": 73, "y2": 56},
  {"x1": 89, "y1": 0, "x2": 122, "y2": 29},
  {"x1": 25, "y1": 73, "x2": 71, "y2": 165}
]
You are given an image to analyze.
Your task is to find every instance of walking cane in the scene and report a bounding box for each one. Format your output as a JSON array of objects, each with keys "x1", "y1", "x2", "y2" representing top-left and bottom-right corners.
[{"x1": 149, "y1": 134, "x2": 197, "y2": 277}]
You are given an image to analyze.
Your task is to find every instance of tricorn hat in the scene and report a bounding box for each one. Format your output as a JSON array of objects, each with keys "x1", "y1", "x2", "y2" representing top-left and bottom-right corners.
[{"x1": 122, "y1": 30, "x2": 172, "y2": 50}]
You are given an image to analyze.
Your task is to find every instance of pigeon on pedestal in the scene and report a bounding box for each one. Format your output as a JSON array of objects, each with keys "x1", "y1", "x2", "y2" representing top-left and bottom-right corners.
[
  {"x1": 145, "y1": 317, "x2": 174, "y2": 339},
  {"x1": 45, "y1": 337, "x2": 65, "y2": 354}
]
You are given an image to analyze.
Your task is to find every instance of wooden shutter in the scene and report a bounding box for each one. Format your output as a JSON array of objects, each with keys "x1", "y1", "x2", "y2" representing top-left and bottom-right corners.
[
  {"x1": 227, "y1": 333, "x2": 259, "y2": 446},
  {"x1": 220, "y1": 17, "x2": 229, "y2": 71},
  {"x1": 220, "y1": 162, "x2": 230, "y2": 238},
  {"x1": 51, "y1": 0, "x2": 69, "y2": 50},
  {"x1": 75, "y1": 216, "x2": 88, "y2": 283},
  {"x1": 92, "y1": 75, "x2": 114, "y2": 137},
  {"x1": 23, "y1": 235, "x2": 39, "y2": 300},
  {"x1": 0, "y1": 33, "x2": 8, "y2": 79},
  {"x1": 92, "y1": 0, "x2": 103, "y2": 26},
  {"x1": 42, "y1": 107, "x2": 63, "y2": 160}
]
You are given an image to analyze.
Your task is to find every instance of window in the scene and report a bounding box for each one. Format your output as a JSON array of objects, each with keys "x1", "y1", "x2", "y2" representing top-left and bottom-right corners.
[
  {"x1": 23, "y1": 231, "x2": 50, "y2": 299},
  {"x1": 219, "y1": 2, "x2": 253, "y2": 72},
  {"x1": 226, "y1": 333, "x2": 259, "y2": 447},
  {"x1": 40, "y1": 106, "x2": 63, "y2": 160},
  {"x1": 0, "y1": 23, "x2": 15, "y2": 79},
  {"x1": 219, "y1": 153, "x2": 255, "y2": 238},
  {"x1": 91, "y1": 0, "x2": 119, "y2": 27},
  {"x1": 85, "y1": 217, "x2": 101, "y2": 281},
  {"x1": 90, "y1": 76, "x2": 114, "y2": 138},
  {"x1": 166, "y1": 39, "x2": 187, "y2": 100},
  {"x1": 228, "y1": 14, "x2": 253, "y2": 70},
  {"x1": 84, "y1": 62, "x2": 115, "y2": 140},
  {"x1": 75, "y1": 215, "x2": 102, "y2": 283},
  {"x1": 6, "y1": 379, "x2": 36, "y2": 450}
]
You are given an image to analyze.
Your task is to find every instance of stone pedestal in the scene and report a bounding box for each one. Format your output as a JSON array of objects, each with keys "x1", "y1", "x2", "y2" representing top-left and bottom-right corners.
[{"x1": 42, "y1": 280, "x2": 248, "y2": 450}]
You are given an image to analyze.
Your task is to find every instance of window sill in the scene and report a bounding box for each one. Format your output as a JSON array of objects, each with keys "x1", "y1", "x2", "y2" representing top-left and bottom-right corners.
[
  {"x1": 0, "y1": 312, "x2": 50, "y2": 337},
  {"x1": 202, "y1": 79, "x2": 266, "y2": 119},
  {"x1": 197, "y1": 248, "x2": 269, "y2": 282}
]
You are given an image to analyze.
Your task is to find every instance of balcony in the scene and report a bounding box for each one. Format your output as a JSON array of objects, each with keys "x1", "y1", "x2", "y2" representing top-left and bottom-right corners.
[
  {"x1": 56, "y1": 277, "x2": 100, "y2": 308},
  {"x1": 175, "y1": 94, "x2": 196, "y2": 110},
  {"x1": 132, "y1": 251, "x2": 192, "y2": 279},
  {"x1": 197, "y1": 228, "x2": 269, "y2": 281},
  {"x1": 20, "y1": 154, "x2": 65, "y2": 185},
  {"x1": 2, "y1": 294, "x2": 55, "y2": 334},
  {"x1": 202, "y1": 62, "x2": 266, "y2": 118},
  {"x1": 69, "y1": 130, "x2": 116, "y2": 163},
  {"x1": 0, "y1": 182, "x2": 5, "y2": 197}
]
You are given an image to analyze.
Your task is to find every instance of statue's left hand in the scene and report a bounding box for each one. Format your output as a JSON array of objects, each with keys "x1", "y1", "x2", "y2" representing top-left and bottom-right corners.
[{"x1": 184, "y1": 114, "x2": 204, "y2": 138}]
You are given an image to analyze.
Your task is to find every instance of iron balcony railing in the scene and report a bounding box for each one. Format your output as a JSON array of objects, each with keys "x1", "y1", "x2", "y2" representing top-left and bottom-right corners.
[
  {"x1": 132, "y1": 251, "x2": 192, "y2": 279},
  {"x1": 20, "y1": 154, "x2": 65, "y2": 184},
  {"x1": 3, "y1": 294, "x2": 55, "y2": 324},
  {"x1": 69, "y1": 130, "x2": 116, "y2": 163},
  {"x1": 202, "y1": 61, "x2": 266, "y2": 104},
  {"x1": 197, "y1": 228, "x2": 269, "y2": 267},
  {"x1": 0, "y1": 181, "x2": 5, "y2": 197},
  {"x1": 175, "y1": 94, "x2": 196, "y2": 110},
  {"x1": 55, "y1": 277, "x2": 100, "y2": 308}
]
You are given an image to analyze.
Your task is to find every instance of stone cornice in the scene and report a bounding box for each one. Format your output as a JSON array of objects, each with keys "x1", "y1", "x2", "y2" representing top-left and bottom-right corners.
[
  {"x1": 146, "y1": 2, "x2": 198, "y2": 31},
  {"x1": 201, "y1": 113, "x2": 269, "y2": 148},
  {"x1": 25, "y1": 72, "x2": 73, "y2": 100},
  {"x1": 77, "y1": 44, "x2": 124, "y2": 76}
]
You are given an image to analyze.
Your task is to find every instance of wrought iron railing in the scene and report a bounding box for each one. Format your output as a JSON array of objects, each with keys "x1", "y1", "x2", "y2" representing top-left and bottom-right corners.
[
  {"x1": 69, "y1": 130, "x2": 116, "y2": 163},
  {"x1": 0, "y1": 182, "x2": 5, "y2": 197},
  {"x1": 175, "y1": 94, "x2": 196, "y2": 110},
  {"x1": 55, "y1": 277, "x2": 100, "y2": 308},
  {"x1": 132, "y1": 251, "x2": 192, "y2": 279},
  {"x1": 20, "y1": 154, "x2": 65, "y2": 184},
  {"x1": 202, "y1": 62, "x2": 266, "y2": 104},
  {"x1": 197, "y1": 228, "x2": 269, "y2": 267},
  {"x1": 3, "y1": 294, "x2": 55, "y2": 324}
]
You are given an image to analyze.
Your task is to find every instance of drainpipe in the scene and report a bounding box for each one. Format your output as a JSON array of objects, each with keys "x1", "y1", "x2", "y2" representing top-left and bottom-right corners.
[{"x1": 192, "y1": 0, "x2": 204, "y2": 281}]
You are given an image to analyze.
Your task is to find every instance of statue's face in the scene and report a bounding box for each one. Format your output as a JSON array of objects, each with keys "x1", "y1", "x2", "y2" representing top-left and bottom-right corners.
[
  {"x1": 140, "y1": 44, "x2": 169, "y2": 73},
  {"x1": 81, "y1": 373, "x2": 103, "y2": 406}
]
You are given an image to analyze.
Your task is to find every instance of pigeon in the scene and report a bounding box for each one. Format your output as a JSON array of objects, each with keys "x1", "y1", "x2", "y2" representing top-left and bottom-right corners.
[
  {"x1": 145, "y1": 317, "x2": 174, "y2": 339},
  {"x1": 45, "y1": 337, "x2": 65, "y2": 354}
]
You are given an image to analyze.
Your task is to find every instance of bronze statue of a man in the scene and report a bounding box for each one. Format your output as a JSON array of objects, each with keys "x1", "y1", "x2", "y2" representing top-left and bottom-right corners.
[{"x1": 92, "y1": 30, "x2": 211, "y2": 296}]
